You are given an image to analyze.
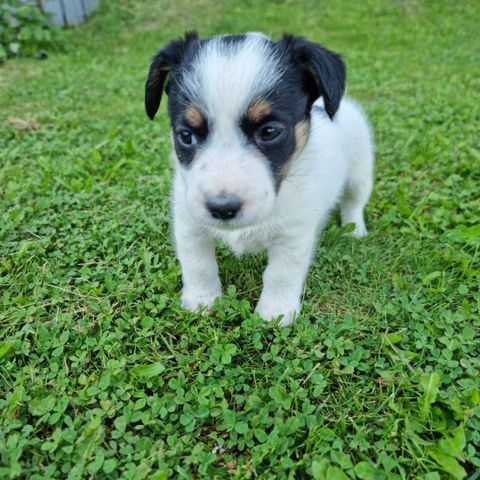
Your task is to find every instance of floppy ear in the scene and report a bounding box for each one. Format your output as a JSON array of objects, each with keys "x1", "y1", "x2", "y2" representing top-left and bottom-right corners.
[
  {"x1": 145, "y1": 31, "x2": 199, "y2": 120},
  {"x1": 281, "y1": 34, "x2": 346, "y2": 119}
]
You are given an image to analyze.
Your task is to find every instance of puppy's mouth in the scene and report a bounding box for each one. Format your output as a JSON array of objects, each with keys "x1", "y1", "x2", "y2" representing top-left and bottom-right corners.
[
  {"x1": 202, "y1": 213, "x2": 255, "y2": 230},
  {"x1": 209, "y1": 219, "x2": 243, "y2": 230}
]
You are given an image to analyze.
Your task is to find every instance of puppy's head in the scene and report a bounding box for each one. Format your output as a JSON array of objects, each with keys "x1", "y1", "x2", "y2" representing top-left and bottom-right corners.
[{"x1": 145, "y1": 32, "x2": 345, "y2": 228}]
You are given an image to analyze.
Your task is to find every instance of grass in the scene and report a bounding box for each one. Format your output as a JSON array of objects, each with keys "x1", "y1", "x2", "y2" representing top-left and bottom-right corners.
[{"x1": 0, "y1": 0, "x2": 479, "y2": 478}]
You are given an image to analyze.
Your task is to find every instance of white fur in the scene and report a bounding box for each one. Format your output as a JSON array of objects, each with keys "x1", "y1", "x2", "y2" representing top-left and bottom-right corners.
[{"x1": 171, "y1": 35, "x2": 374, "y2": 326}]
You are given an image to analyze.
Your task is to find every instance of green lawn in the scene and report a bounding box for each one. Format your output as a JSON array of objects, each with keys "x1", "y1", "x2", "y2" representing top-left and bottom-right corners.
[{"x1": 1, "y1": 1, "x2": 479, "y2": 478}]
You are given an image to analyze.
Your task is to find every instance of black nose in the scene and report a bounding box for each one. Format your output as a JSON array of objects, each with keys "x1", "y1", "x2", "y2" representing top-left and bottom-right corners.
[{"x1": 206, "y1": 194, "x2": 242, "y2": 220}]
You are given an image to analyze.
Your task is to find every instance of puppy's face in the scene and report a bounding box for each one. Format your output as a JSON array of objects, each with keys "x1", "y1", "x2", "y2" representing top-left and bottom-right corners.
[{"x1": 145, "y1": 33, "x2": 345, "y2": 228}]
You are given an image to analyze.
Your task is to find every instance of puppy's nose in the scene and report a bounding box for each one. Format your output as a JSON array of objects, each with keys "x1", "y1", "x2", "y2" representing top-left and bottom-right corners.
[{"x1": 206, "y1": 194, "x2": 242, "y2": 220}]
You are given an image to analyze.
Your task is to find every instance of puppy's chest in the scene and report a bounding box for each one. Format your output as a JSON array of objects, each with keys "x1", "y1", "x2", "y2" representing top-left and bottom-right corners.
[{"x1": 208, "y1": 225, "x2": 275, "y2": 256}]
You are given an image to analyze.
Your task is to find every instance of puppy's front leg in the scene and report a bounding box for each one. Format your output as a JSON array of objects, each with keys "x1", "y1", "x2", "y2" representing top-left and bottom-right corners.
[
  {"x1": 175, "y1": 221, "x2": 221, "y2": 312},
  {"x1": 256, "y1": 232, "x2": 316, "y2": 327}
]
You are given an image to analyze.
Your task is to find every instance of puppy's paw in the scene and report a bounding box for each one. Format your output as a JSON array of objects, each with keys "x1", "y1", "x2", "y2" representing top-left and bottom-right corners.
[
  {"x1": 342, "y1": 219, "x2": 367, "y2": 238},
  {"x1": 181, "y1": 288, "x2": 221, "y2": 314},
  {"x1": 351, "y1": 222, "x2": 367, "y2": 238},
  {"x1": 255, "y1": 297, "x2": 300, "y2": 327}
]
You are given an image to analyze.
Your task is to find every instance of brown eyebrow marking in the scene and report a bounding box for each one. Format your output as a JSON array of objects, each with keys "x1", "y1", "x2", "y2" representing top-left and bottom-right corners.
[
  {"x1": 185, "y1": 104, "x2": 205, "y2": 128},
  {"x1": 247, "y1": 99, "x2": 271, "y2": 123}
]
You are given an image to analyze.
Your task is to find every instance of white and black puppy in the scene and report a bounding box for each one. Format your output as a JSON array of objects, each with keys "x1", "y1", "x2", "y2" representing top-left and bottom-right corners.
[{"x1": 145, "y1": 32, "x2": 374, "y2": 326}]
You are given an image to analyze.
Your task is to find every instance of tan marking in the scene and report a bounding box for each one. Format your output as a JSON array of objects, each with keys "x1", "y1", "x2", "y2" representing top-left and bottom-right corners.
[
  {"x1": 185, "y1": 105, "x2": 205, "y2": 128},
  {"x1": 247, "y1": 99, "x2": 271, "y2": 123},
  {"x1": 294, "y1": 120, "x2": 310, "y2": 156},
  {"x1": 280, "y1": 120, "x2": 311, "y2": 181}
]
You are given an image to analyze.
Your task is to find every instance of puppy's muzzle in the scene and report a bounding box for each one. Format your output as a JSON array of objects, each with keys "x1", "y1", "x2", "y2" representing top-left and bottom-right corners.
[{"x1": 206, "y1": 194, "x2": 242, "y2": 220}]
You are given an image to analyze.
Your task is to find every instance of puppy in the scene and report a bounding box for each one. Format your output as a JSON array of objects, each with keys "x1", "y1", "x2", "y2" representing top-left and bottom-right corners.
[{"x1": 145, "y1": 32, "x2": 374, "y2": 326}]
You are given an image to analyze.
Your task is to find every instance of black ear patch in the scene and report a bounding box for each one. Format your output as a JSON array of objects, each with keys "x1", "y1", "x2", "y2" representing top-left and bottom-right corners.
[
  {"x1": 280, "y1": 34, "x2": 346, "y2": 119},
  {"x1": 145, "y1": 31, "x2": 199, "y2": 120}
]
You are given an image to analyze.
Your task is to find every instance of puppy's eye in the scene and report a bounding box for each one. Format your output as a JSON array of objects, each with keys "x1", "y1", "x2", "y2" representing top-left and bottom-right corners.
[
  {"x1": 259, "y1": 125, "x2": 283, "y2": 142},
  {"x1": 177, "y1": 129, "x2": 198, "y2": 147}
]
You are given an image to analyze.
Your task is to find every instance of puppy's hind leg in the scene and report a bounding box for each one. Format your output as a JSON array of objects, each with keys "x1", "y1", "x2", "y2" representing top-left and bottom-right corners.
[
  {"x1": 340, "y1": 120, "x2": 374, "y2": 238},
  {"x1": 340, "y1": 177, "x2": 372, "y2": 238}
]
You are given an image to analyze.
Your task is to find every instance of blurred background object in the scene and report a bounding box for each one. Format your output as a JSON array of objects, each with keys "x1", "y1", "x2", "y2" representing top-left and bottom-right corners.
[
  {"x1": 38, "y1": 0, "x2": 98, "y2": 26},
  {"x1": 0, "y1": 0, "x2": 97, "y2": 61}
]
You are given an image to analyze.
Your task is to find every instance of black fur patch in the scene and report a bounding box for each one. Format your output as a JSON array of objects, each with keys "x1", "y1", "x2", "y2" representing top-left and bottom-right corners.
[
  {"x1": 240, "y1": 87, "x2": 306, "y2": 189},
  {"x1": 278, "y1": 34, "x2": 346, "y2": 119},
  {"x1": 239, "y1": 34, "x2": 345, "y2": 187},
  {"x1": 144, "y1": 31, "x2": 201, "y2": 120}
]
